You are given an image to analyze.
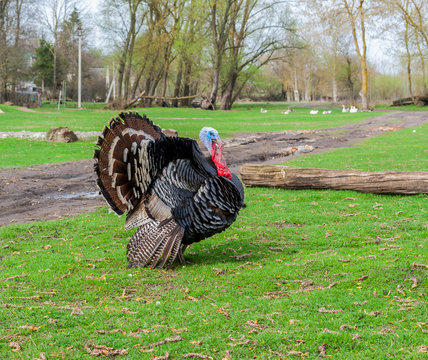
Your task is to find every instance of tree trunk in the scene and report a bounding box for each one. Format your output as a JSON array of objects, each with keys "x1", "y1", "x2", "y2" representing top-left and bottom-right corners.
[
  {"x1": 181, "y1": 60, "x2": 192, "y2": 106},
  {"x1": 220, "y1": 71, "x2": 237, "y2": 110},
  {"x1": 52, "y1": 45, "x2": 56, "y2": 109},
  {"x1": 304, "y1": 65, "x2": 311, "y2": 102},
  {"x1": 286, "y1": 87, "x2": 293, "y2": 102},
  {"x1": 294, "y1": 69, "x2": 299, "y2": 102},
  {"x1": 123, "y1": 11, "x2": 137, "y2": 101},
  {"x1": 360, "y1": 56, "x2": 368, "y2": 109},
  {"x1": 172, "y1": 61, "x2": 183, "y2": 107},
  {"x1": 404, "y1": 19, "x2": 414, "y2": 100},
  {"x1": 240, "y1": 165, "x2": 428, "y2": 195},
  {"x1": 415, "y1": 32, "x2": 426, "y2": 93}
]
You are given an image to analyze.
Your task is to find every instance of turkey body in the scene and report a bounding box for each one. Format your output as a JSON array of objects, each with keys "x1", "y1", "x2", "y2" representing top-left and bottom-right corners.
[{"x1": 94, "y1": 112, "x2": 244, "y2": 268}]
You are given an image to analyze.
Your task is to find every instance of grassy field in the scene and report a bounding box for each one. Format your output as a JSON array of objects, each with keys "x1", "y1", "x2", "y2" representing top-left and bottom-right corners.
[
  {"x1": 0, "y1": 102, "x2": 383, "y2": 137},
  {"x1": 0, "y1": 105, "x2": 427, "y2": 359},
  {"x1": 0, "y1": 102, "x2": 385, "y2": 168},
  {"x1": 286, "y1": 122, "x2": 428, "y2": 172},
  {"x1": 0, "y1": 138, "x2": 95, "y2": 167}
]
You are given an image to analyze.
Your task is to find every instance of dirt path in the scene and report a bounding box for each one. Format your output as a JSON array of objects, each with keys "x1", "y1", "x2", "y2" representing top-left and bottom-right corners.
[{"x1": 0, "y1": 111, "x2": 426, "y2": 225}]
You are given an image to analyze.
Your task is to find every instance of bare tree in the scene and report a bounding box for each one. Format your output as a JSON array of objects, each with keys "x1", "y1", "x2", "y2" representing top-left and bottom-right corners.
[
  {"x1": 340, "y1": 0, "x2": 370, "y2": 109},
  {"x1": 209, "y1": 0, "x2": 233, "y2": 107},
  {"x1": 41, "y1": 0, "x2": 76, "y2": 105},
  {"x1": 0, "y1": 0, "x2": 34, "y2": 98},
  {"x1": 217, "y1": 0, "x2": 296, "y2": 110}
]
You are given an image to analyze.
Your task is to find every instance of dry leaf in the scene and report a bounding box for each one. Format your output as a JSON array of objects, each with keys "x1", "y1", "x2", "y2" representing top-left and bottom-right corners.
[
  {"x1": 412, "y1": 262, "x2": 427, "y2": 270},
  {"x1": 353, "y1": 275, "x2": 369, "y2": 281},
  {"x1": 352, "y1": 300, "x2": 368, "y2": 306},
  {"x1": 71, "y1": 307, "x2": 83, "y2": 316},
  {"x1": 318, "y1": 307, "x2": 343, "y2": 314},
  {"x1": 95, "y1": 329, "x2": 125, "y2": 335},
  {"x1": 19, "y1": 325, "x2": 41, "y2": 331},
  {"x1": 263, "y1": 291, "x2": 288, "y2": 299},
  {"x1": 223, "y1": 350, "x2": 232, "y2": 359},
  {"x1": 318, "y1": 344, "x2": 329, "y2": 357},
  {"x1": 396, "y1": 285, "x2": 405, "y2": 295},
  {"x1": 288, "y1": 350, "x2": 305, "y2": 357},
  {"x1": 378, "y1": 327, "x2": 395, "y2": 335},
  {"x1": 182, "y1": 354, "x2": 213, "y2": 359},
  {"x1": 84, "y1": 341, "x2": 128, "y2": 357},
  {"x1": 190, "y1": 340, "x2": 203, "y2": 346},
  {"x1": 141, "y1": 336, "x2": 183, "y2": 349},
  {"x1": 2, "y1": 273, "x2": 26, "y2": 281},
  {"x1": 339, "y1": 324, "x2": 355, "y2": 331},
  {"x1": 327, "y1": 282, "x2": 338, "y2": 289},
  {"x1": 33, "y1": 353, "x2": 47, "y2": 360},
  {"x1": 230, "y1": 253, "x2": 252, "y2": 260},
  {"x1": 418, "y1": 345, "x2": 428, "y2": 353},
  {"x1": 410, "y1": 277, "x2": 418, "y2": 288},
  {"x1": 9, "y1": 341, "x2": 21, "y2": 352},
  {"x1": 152, "y1": 352, "x2": 169, "y2": 360},
  {"x1": 352, "y1": 334, "x2": 361, "y2": 340},
  {"x1": 246, "y1": 320, "x2": 268, "y2": 329},
  {"x1": 212, "y1": 268, "x2": 224, "y2": 275},
  {"x1": 368, "y1": 311, "x2": 383, "y2": 316}
]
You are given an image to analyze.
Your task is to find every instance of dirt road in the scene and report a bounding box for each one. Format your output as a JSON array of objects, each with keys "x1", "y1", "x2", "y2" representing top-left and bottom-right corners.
[{"x1": 0, "y1": 111, "x2": 426, "y2": 225}]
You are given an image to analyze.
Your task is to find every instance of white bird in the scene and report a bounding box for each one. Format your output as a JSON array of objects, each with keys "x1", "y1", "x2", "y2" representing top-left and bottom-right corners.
[
  {"x1": 350, "y1": 106, "x2": 358, "y2": 113},
  {"x1": 281, "y1": 109, "x2": 291, "y2": 114},
  {"x1": 342, "y1": 105, "x2": 349, "y2": 113},
  {"x1": 322, "y1": 110, "x2": 332, "y2": 115},
  {"x1": 310, "y1": 110, "x2": 319, "y2": 115},
  {"x1": 261, "y1": 108, "x2": 268, "y2": 113}
]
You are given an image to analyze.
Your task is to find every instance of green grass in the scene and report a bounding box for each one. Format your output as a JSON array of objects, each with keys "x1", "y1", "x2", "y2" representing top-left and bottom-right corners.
[
  {"x1": 0, "y1": 189, "x2": 426, "y2": 359},
  {"x1": 0, "y1": 138, "x2": 94, "y2": 167},
  {"x1": 285, "y1": 123, "x2": 428, "y2": 172},
  {"x1": 0, "y1": 103, "x2": 387, "y2": 168},
  {"x1": 0, "y1": 104, "x2": 427, "y2": 358},
  {"x1": 0, "y1": 102, "x2": 385, "y2": 138}
]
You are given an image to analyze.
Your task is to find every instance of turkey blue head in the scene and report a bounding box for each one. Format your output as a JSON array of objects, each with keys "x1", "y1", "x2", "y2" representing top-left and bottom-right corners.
[{"x1": 200, "y1": 127, "x2": 232, "y2": 179}]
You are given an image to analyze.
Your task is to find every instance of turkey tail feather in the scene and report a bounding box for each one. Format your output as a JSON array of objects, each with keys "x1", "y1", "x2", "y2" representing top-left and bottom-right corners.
[
  {"x1": 127, "y1": 217, "x2": 184, "y2": 268},
  {"x1": 94, "y1": 112, "x2": 164, "y2": 215}
]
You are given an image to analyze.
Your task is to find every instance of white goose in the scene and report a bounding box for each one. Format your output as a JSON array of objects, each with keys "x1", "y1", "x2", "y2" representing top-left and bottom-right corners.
[
  {"x1": 261, "y1": 108, "x2": 268, "y2": 113},
  {"x1": 310, "y1": 109, "x2": 319, "y2": 115},
  {"x1": 342, "y1": 105, "x2": 349, "y2": 113},
  {"x1": 350, "y1": 105, "x2": 358, "y2": 113}
]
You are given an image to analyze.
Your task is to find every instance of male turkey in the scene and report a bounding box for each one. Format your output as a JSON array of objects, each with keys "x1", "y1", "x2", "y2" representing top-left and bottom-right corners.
[{"x1": 94, "y1": 112, "x2": 244, "y2": 268}]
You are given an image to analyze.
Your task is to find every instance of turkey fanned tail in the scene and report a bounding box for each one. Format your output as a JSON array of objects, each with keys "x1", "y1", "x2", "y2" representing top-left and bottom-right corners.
[{"x1": 127, "y1": 217, "x2": 185, "y2": 268}]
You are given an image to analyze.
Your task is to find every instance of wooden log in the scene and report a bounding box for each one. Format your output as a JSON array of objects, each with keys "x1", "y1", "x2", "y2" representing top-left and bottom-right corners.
[
  {"x1": 239, "y1": 165, "x2": 428, "y2": 195},
  {"x1": 124, "y1": 92, "x2": 199, "y2": 109},
  {"x1": 392, "y1": 95, "x2": 428, "y2": 106}
]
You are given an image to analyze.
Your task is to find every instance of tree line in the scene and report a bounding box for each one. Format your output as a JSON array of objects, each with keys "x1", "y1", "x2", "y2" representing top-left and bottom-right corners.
[{"x1": 0, "y1": 0, "x2": 426, "y2": 110}]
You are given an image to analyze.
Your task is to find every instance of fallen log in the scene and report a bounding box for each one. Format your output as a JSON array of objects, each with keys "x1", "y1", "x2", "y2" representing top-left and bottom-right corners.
[
  {"x1": 239, "y1": 165, "x2": 428, "y2": 195},
  {"x1": 392, "y1": 95, "x2": 428, "y2": 106},
  {"x1": 124, "y1": 92, "x2": 199, "y2": 109}
]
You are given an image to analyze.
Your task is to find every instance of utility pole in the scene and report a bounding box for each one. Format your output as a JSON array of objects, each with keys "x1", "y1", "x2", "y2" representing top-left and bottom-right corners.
[{"x1": 78, "y1": 26, "x2": 82, "y2": 109}]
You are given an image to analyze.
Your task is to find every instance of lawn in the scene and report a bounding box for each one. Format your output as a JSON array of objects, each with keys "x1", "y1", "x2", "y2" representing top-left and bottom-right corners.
[
  {"x1": 0, "y1": 102, "x2": 383, "y2": 137},
  {"x1": 0, "y1": 105, "x2": 427, "y2": 359},
  {"x1": 285, "y1": 122, "x2": 428, "y2": 172},
  {"x1": 0, "y1": 102, "x2": 385, "y2": 168}
]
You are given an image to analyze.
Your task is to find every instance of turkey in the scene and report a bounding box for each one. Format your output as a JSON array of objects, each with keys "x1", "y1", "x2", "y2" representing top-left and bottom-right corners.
[{"x1": 94, "y1": 112, "x2": 245, "y2": 268}]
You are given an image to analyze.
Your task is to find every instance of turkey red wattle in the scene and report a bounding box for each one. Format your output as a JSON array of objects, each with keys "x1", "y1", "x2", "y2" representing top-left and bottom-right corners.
[{"x1": 210, "y1": 139, "x2": 232, "y2": 179}]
